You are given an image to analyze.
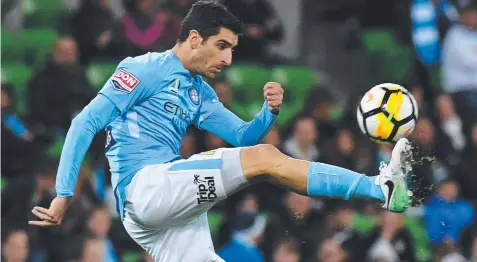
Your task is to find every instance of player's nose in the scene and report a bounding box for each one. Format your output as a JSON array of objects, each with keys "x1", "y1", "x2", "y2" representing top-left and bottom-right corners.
[{"x1": 222, "y1": 49, "x2": 232, "y2": 66}]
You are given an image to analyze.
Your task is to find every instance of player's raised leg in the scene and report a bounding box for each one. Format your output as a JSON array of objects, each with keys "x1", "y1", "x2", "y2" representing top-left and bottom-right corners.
[{"x1": 241, "y1": 138, "x2": 414, "y2": 212}]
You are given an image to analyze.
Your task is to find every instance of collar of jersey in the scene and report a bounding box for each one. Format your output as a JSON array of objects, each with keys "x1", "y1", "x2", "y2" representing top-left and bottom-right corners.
[{"x1": 166, "y1": 49, "x2": 201, "y2": 88}]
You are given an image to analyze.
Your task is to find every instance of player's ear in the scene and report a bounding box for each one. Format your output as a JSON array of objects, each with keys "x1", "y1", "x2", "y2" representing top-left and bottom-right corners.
[{"x1": 188, "y1": 30, "x2": 203, "y2": 49}]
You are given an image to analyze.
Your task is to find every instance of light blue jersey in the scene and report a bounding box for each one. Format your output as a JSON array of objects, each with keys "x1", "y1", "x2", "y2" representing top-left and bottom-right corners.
[{"x1": 55, "y1": 50, "x2": 277, "y2": 219}]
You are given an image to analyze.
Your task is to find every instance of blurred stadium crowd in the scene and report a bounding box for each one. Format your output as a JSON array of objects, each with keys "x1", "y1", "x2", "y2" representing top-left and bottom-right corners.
[{"x1": 1, "y1": 0, "x2": 477, "y2": 261}]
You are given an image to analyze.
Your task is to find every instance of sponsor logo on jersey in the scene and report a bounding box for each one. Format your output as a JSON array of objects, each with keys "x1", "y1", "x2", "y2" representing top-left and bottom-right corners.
[
  {"x1": 189, "y1": 88, "x2": 199, "y2": 105},
  {"x1": 194, "y1": 174, "x2": 217, "y2": 204},
  {"x1": 111, "y1": 70, "x2": 140, "y2": 93},
  {"x1": 164, "y1": 101, "x2": 192, "y2": 123}
]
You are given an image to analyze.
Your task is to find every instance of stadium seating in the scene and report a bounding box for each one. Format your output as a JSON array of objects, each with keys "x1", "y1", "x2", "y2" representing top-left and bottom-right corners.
[
  {"x1": 384, "y1": 45, "x2": 414, "y2": 82},
  {"x1": 1, "y1": 177, "x2": 6, "y2": 192},
  {"x1": 270, "y1": 66, "x2": 318, "y2": 125},
  {"x1": 1, "y1": 63, "x2": 33, "y2": 114},
  {"x1": 23, "y1": 0, "x2": 65, "y2": 28},
  {"x1": 223, "y1": 64, "x2": 320, "y2": 126},
  {"x1": 270, "y1": 66, "x2": 318, "y2": 92},
  {"x1": 275, "y1": 102, "x2": 303, "y2": 127},
  {"x1": 208, "y1": 211, "x2": 223, "y2": 239},
  {"x1": 86, "y1": 62, "x2": 118, "y2": 91},
  {"x1": 1, "y1": 30, "x2": 24, "y2": 62},
  {"x1": 225, "y1": 64, "x2": 270, "y2": 89},
  {"x1": 46, "y1": 137, "x2": 65, "y2": 159},
  {"x1": 21, "y1": 28, "x2": 58, "y2": 67},
  {"x1": 361, "y1": 29, "x2": 414, "y2": 82},
  {"x1": 225, "y1": 64, "x2": 270, "y2": 103},
  {"x1": 361, "y1": 29, "x2": 400, "y2": 55}
]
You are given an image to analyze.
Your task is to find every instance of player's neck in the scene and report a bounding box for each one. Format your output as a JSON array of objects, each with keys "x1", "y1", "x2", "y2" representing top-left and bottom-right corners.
[{"x1": 172, "y1": 44, "x2": 194, "y2": 73}]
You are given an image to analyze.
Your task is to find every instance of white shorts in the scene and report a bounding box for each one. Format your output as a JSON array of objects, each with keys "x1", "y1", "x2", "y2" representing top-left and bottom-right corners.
[{"x1": 122, "y1": 148, "x2": 247, "y2": 262}]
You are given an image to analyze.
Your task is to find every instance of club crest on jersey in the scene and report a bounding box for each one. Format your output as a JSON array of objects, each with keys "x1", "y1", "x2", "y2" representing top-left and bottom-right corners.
[
  {"x1": 111, "y1": 70, "x2": 140, "y2": 93},
  {"x1": 188, "y1": 88, "x2": 199, "y2": 105}
]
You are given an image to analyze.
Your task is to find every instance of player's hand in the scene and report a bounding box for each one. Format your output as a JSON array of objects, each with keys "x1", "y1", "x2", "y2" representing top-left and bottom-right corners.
[
  {"x1": 29, "y1": 197, "x2": 71, "y2": 227},
  {"x1": 263, "y1": 82, "x2": 283, "y2": 113}
]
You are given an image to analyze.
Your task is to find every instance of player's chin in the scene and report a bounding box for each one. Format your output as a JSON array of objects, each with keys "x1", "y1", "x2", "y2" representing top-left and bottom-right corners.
[{"x1": 204, "y1": 71, "x2": 217, "y2": 79}]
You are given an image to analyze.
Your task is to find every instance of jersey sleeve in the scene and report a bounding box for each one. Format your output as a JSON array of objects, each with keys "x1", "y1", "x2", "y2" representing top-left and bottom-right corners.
[
  {"x1": 194, "y1": 82, "x2": 277, "y2": 146},
  {"x1": 98, "y1": 58, "x2": 159, "y2": 114},
  {"x1": 55, "y1": 94, "x2": 120, "y2": 198}
]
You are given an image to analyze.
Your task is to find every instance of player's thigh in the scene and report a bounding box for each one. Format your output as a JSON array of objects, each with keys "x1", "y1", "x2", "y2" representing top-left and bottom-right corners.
[
  {"x1": 125, "y1": 147, "x2": 247, "y2": 229},
  {"x1": 124, "y1": 212, "x2": 224, "y2": 262},
  {"x1": 164, "y1": 147, "x2": 248, "y2": 219},
  {"x1": 124, "y1": 164, "x2": 173, "y2": 228}
]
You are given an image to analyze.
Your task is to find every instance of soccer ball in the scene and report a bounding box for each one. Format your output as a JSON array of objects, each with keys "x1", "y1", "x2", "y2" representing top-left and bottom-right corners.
[{"x1": 357, "y1": 83, "x2": 418, "y2": 143}]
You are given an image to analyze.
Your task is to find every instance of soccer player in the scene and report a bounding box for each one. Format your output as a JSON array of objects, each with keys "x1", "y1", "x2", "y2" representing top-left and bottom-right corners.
[{"x1": 29, "y1": 1, "x2": 416, "y2": 261}]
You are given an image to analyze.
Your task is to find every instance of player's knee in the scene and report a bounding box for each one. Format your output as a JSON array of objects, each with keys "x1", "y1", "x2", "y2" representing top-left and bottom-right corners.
[{"x1": 241, "y1": 144, "x2": 287, "y2": 178}]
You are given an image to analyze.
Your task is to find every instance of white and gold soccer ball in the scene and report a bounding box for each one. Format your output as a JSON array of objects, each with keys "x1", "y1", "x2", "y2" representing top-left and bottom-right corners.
[{"x1": 357, "y1": 83, "x2": 418, "y2": 143}]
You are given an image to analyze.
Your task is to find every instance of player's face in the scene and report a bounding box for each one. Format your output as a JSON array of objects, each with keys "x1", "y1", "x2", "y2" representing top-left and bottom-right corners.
[{"x1": 192, "y1": 27, "x2": 238, "y2": 78}]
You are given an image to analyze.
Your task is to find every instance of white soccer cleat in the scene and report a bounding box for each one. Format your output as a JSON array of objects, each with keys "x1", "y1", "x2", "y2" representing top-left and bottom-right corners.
[{"x1": 375, "y1": 138, "x2": 414, "y2": 213}]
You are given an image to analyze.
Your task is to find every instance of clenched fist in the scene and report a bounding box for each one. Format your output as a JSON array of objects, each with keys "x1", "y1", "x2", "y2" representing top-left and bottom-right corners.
[{"x1": 263, "y1": 82, "x2": 284, "y2": 113}]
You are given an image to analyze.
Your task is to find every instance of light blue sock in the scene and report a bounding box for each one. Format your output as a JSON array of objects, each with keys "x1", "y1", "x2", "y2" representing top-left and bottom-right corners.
[{"x1": 307, "y1": 162, "x2": 385, "y2": 201}]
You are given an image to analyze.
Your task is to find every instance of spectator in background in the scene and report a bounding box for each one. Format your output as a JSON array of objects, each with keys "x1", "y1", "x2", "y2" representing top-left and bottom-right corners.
[
  {"x1": 442, "y1": 0, "x2": 477, "y2": 127},
  {"x1": 218, "y1": 194, "x2": 266, "y2": 262},
  {"x1": 1, "y1": 158, "x2": 57, "y2": 262},
  {"x1": 81, "y1": 238, "x2": 104, "y2": 262},
  {"x1": 317, "y1": 238, "x2": 349, "y2": 262},
  {"x1": 316, "y1": 204, "x2": 363, "y2": 262},
  {"x1": 283, "y1": 88, "x2": 337, "y2": 141},
  {"x1": 180, "y1": 130, "x2": 196, "y2": 158},
  {"x1": 424, "y1": 178, "x2": 475, "y2": 248},
  {"x1": 27, "y1": 36, "x2": 96, "y2": 133},
  {"x1": 1, "y1": 229, "x2": 29, "y2": 262},
  {"x1": 212, "y1": 78, "x2": 233, "y2": 109},
  {"x1": 67, "y1": 0, "x2": 117, "y2": 65},
  {"x1": 363, "y1": 211, "x2": 417, "y2": 262},
  {"x1": 410, "y1": 84, "x2": 430, "y2": 117},
  {"x1": 435, "y1": 241, "x2": 468, "y2": 262},
  {"x1": 143, "y1": 252, "x2": 154, "y2": 262},
  {"x1": 262, "y1": 192, "x2": 324, "y2": 261},
  {"x1": 223, "y1": 0, "x2": 283, "y2": 63},
  {"x1": 411, "y1": 0, "x2": 458, "y2": 109},
  {"x1": 284, "y1": 115, "x2": 320, "y2": 162},
  {"x1": 263, "y1": 125, "x2": 282, "y2": 149},
  {"x1": 272, "y1": 238, "x2": 301, "y2": 262},
  {"x1": 1, "y1": 84, "x2": 51, "y2": 178},
  {"x1": 115, "y1": 0, "x2": 181, "y2": 57},
  {"x1": 205, "y1": 132, "x2": 228, "y2": 151},
  {"x1": 411, "y1": 0, "x2": 458, "y2": 66},
  {"x1": 273, "y1": 240, "x2": 301, "y2": 262},
  {"x1": 304, "y1": 88, "x2": 338, "y2": 142},
  {"x1": 322, "y1": 128, "x2": 373, "y2": 174},
  {"x1": 434, "y1": 94, "x2": 467, "y2": 154},
  {"x1": 341, "y1": 93, "x2": 364, "y2": 136},
  {"x1": 1, "y1": 158, "x2": 57, "y2": 228},
  {"x1": 456, "y1": 123, "x2": 477, "y2": 199},
  {"x1": 471, "y1": 236, "x2": 477, "y2": 262},
  {"x1": 412, "y1": 117, "x2": 456, "y2": 170},
  {"x1": 85, "y1": 207, "x2": 118, "y2": 262}
]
